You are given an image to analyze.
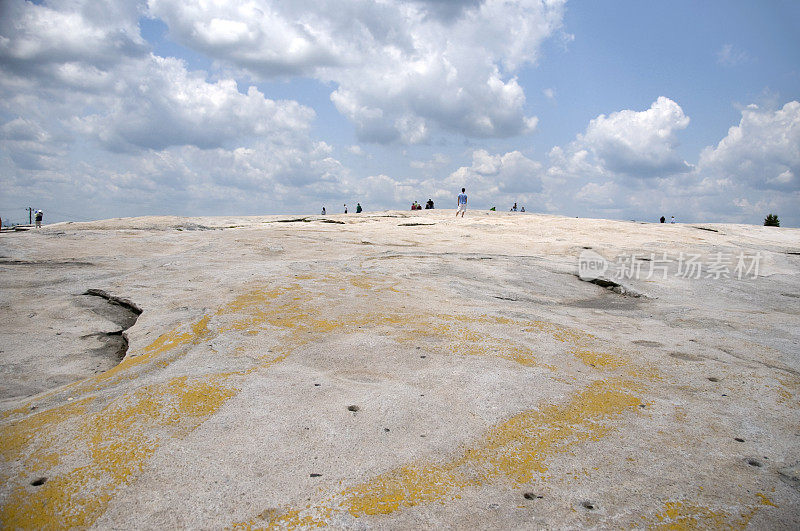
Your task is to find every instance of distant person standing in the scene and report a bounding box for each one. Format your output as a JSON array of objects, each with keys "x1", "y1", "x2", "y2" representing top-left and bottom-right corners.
[
  {"x1": 321, "y1": 206, "x2": 326, "y2": 215},
  {"x1": 425, "y1": 199, "x2": 434, "y2": 209},
  {"x1": 670, "y1": 216, "x2": 675, "y2": 224},
  {"x1": 511, "y1": 202, "x2": 517, "y2": 212},
  {"x1": 356, "y1": 202, "x2": 362, "y2": 213},
  {"x1": 344, "y1": 204, "x2": 348, "y2": 214},
  {"x1": 456, "y1": 188, "x2": 467, "y2": 218},
  {"x1": 520, "y1": 206, "x2": 525, "y2": 212},
  {"x1": 35, "y1": 210, "x2": 43, "y2": 228},
  {"x1": 660, "y1": 216, "x2": 665, "y2": 223}
]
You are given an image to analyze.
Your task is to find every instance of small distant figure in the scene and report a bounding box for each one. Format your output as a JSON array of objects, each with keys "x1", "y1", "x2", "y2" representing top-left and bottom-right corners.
[
  {"x1": 35, "y1": 210, "x2": 43, "y2": 228},
  {"x1": 344, "y1": 204, "x2": 348, "y2": 214},
  {"x1": 520, "y1": 206, "x2": 525, "y2": 212},
  {"x1": 321, "y1": 206, "x2": 326, "y2": 215},
  {"x1": 670, "y1": 216, "x2": 675, "y2": 224},
  {"x1": 425, "y1": 199, "x2": 434, "y2": 209},
  {"x1": 489, "y1": 206, "x2": 496, "y2": 211},
  {"x1": 660, "y1": 216, "x2": 665, "y2": 223},
  {"x1": 356, "y1": 202, "x2": 362, "y2": 213},
  {"x1": 456, "y1": 188, "x2": 467, "y2": 218},
  {"x1": 511, "y1": 203, "x2": 517, "y2": 212}
]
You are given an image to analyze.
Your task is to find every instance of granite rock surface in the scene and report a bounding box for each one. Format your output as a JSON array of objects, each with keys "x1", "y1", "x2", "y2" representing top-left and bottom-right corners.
[{"x1": 1, "y1": 210, "x2": 798, "y2": 528}]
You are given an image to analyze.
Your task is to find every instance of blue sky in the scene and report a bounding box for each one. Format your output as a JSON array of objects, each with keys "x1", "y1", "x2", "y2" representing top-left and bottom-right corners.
[{"x1": 1, "y1": 0, "x2": 799, "y2": 226}]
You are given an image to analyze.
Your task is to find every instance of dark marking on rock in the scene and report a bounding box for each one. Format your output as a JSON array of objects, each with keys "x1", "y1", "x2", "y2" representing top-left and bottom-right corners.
[
  {"x1": 747, "y1": 458, "x2": 762, "y2": 467},
  {"x1": 778, "y1": 463, "x2": 800, "y2": 491},
  {"x1": 707, "y1": 377, "x2": 720, "y2": 382},
  {"x1": 734, "y1": 438, "x2": 745, "y2": 442},
  {"x1": 0, "y1": 259, "x2": 95, "y2": 267},
  {"x1": 271, "y1": 217, "x2": 310, "y2": 223},
  {"x1": 310, "y1": 473, "x2": 322, "y2": 478},
  {"x1": 581, "y1": 501, "x2": 596, "y2": 510},
  {"x1": 576, "y1": 275, "x2": 643, "y2": 297},
  {"x1": 347, "y1": 405, "x2": 360, "y2": 412},
  {"x1": 398, "y1": 223, "x2": 435, "y2": 226},
  {"x1": 693, "y1": 226, "x2": 719, "y2": 233},
  {"x1": 523, "y1": 492, "x2": 543, "y2": 500},
  {"x1": 84, "y1": 289, "x2": 142, "y2": 315},
  {"x1": 669, "y1": 351, "x2": 701, "y2": 361},
  {"x1": 633, "y1": 340, "x2": 663, "y2": 347},
  {"x1": 30, "y1": 477, "x2": 47, "y2": 486}
]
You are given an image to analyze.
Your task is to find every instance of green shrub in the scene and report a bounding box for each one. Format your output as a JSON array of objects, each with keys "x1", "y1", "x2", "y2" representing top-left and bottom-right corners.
[{"x1": 764, "y1": 214, "x2": 780, "y2": 227}]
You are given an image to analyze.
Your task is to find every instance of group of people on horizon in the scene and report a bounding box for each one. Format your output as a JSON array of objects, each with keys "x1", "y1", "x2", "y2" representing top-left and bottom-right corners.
[
  {"x1": 0, "y1": 210, "x2": 42, "y2": 229},
  {"x1": 411, "y1": 199, "x2": 435, "y2": 210},
  {"x1": 322, "y1": 203, "x2": 362, "y2": 215},
  {"x1": 319, "y1": 188, "x2": 536, "y2": 219},
  {"x1": 659, "y1": 216, "x2": 676, "y2": 224}
]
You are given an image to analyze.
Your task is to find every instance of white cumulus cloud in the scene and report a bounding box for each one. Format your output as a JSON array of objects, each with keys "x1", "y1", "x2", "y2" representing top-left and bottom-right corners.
[
  {"x1": 697, "y1": 101, "x2": 800, "y2": 191},
  {"x1": 0, "y1": 0, "x2": 353, "y2": 220},
  {"x1": 447, "y1": 149, "x2": 544, "y2": 204},
  {"x1": 578, "y1": 96, "x2": 692, "y2": 177},
  {"x1": 147, "y1": 0, "x2": 565, "y2": 143}
]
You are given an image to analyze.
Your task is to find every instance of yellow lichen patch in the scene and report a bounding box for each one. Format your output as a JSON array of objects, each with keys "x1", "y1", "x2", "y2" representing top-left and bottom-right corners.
[
  {"x1": 341, "y1": 378, "x2": 641, "y2": 517},
  {"x1": 651, "y1": 493, "x2": 777, "y2": 530},
  {"x1": 572, "y1": 348, "x2": 627, "y2": 369},
  {"x1": 0, "y1": 375, "x2": 240, "y2": 529},
  {"x1": 756, "y1": 493, "x2": 777, "y2": 508},
  {"x1": 393, "y1": 314, "x2": 549, "y2": 368},
  {"x1": 232, "y1": 505, "x2": 332, "y2": 529},
  {"x1": 80, "y1": 315, "x2": 214, "y2": 392},
  {"x1": 0, "y1": 404, "x2": 32, "y2": 421},
  {"x1": 652, "y1": 501, "x2": 730, "y2": 529},
  {"x1": 168, "y1": 375, "x2": 237, "y2": 419},
  {"x1": 0, "y1": 397, "x2": 94, "y2": 463}
]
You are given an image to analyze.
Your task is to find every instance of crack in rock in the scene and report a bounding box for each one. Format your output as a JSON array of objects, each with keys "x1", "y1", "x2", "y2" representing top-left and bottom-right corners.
[
  {"x1": 82, "y1": 290, "x2": 142, "y2": 365},
  {"x1": 83, "y1": 289, "x2": 142, "y2": 316},
  {"x1": 576, "y1": 275, "x2": 644, "y2": 298}
]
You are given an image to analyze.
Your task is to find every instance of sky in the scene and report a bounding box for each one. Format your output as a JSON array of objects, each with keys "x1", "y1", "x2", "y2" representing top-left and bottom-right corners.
[{"x1": 1, "y1": 0, "x2": 799, "y2": 226}]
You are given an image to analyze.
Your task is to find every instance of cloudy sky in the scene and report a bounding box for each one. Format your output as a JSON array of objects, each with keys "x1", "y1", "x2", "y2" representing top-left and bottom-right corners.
[{"x1": 1, "y1": 0, "x2": 799, "y2": 226}]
